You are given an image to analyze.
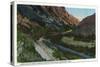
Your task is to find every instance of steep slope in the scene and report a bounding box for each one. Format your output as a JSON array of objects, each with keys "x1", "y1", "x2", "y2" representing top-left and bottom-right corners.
[
  {"x1": 41, "y1": 6, "x2": 79, "y2": 25},
  {"x1": 74, "y1": 13, "x2": 95, "y2": 39},
  {"x1": 17, "y1": 5, "x2": 95, "y2": 62},
  {"x1": 17, "y1": 5, "x2": 79, "y2": 32}
]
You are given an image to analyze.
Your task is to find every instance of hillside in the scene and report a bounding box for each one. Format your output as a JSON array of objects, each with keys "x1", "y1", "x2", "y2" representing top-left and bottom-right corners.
[
  {"x1": 17, "y1": 5, "x2": 79, "y2": 32},
  {"x1": 17, "y1": 5, "x2": 95, "y2": 62},
  {"x1": 74, "y1": 13, "x2": 95, "y2": 40}
]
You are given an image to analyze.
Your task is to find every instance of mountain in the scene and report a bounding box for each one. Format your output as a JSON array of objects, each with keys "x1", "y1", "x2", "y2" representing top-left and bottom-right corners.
[
  {"x1": 74, "y1": 13, "x2": 95, "y2": 39},
  {"x1": 17, "y1": 5, "x2": 95, "y2": 62},
  {"x1": 17, "y1": 5, "x2": 80, "y2": 62},
  {"x1": 17, "y1": 5, "x2": 79, "y2": 33},
  {"x1": 40, "y1": 6, "x2": 79, "y2": 25}
]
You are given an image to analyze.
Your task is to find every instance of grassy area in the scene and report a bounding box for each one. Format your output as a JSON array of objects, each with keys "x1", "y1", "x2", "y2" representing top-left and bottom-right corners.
[
  {"x1": 17, "y1": 30, "x2": 44, "y2": 62},
  {"x1": 61, "y1": 36, "x2": 95, "y2": 58},
  {"x1": 61, "y1": 37, "x2": 95, "y2": 48},
  {"x1": 52, "y1": 48, "x2": 81, "y2": 60},
  {"x1": 52, "y1": 48, "x2": 67, "y2": 60}
]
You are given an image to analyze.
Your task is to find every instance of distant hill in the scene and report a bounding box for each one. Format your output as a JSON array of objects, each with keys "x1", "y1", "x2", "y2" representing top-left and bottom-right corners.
[{"x1": 74, "y1": 13, "x2": 95, "y2": 39}]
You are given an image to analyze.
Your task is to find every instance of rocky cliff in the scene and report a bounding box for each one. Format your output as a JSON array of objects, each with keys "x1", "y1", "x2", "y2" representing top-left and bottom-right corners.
[
  {"x1": 40, "y1": 6, "x2": 79, "y2": 25},
  {"x1": 17, "y1": 5, "x2": 79, "y2": 32}
]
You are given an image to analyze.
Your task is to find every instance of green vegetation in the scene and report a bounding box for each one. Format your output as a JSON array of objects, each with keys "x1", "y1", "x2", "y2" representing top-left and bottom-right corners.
[
  {"x1": 61, "y1": 37, "x2": 95, "y2": 48},
  {"x1": 52, "y1": 48, "x2": 67, "y2": 60},
  {"x1": 61, "y1": 36, "x2": 95, "y2": 58},
  {"x1": 17, "y1": 12, "x2": 95, "y2": 62},
  {"x1": 17, "y1": 29, "x2": 44, "y2": 62},
  {"x1": 52, "y1": 48, "x2": 81, "y2": 60},
  {"x1": 17, "y1": 23, "x2": 95, "y2": 62},
  {"x1": 73, "y1": 34, "x2": 95, "y2": 42}
]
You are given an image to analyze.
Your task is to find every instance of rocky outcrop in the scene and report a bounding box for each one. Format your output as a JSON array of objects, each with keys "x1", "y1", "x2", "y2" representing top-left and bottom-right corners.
[
  {"x1": 17, "y1": 5, "x2": 79, "y2": 32},
  {"x1": 41, "y1": 6, "x2": 79, "y2": 25}
]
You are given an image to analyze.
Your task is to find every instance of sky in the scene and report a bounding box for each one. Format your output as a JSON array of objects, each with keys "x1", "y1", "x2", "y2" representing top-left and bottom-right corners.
[{"x1": 66, "y1": 8, "x2": 95, "y2": 21}]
